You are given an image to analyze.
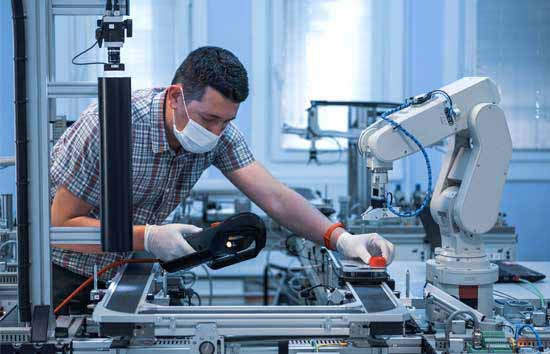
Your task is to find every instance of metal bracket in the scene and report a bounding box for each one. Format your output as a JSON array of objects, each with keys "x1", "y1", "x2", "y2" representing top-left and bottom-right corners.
[
  {"x1": 193, "y1": 323, "x2": 224, "y2": 354},
  {"x1": 130, "y1": 323, "x2": 155, "y2": 347},
  {"x1": 323, "y1": 317, "x2": 333, "y2": 333},
  {"x1": 349, "y1": 322, "x2": 370, "y2": 338}
]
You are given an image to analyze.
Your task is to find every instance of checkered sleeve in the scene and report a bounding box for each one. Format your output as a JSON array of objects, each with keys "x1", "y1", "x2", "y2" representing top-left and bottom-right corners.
[
  {"x1": 213, "y1": 123, "x2": 255, "y2": 173},
  {"x1": 50, "y1": 103, "x2": 101, "y2": 208}
]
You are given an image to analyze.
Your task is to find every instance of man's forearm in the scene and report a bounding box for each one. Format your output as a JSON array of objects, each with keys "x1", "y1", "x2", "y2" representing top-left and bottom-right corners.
[
  {"x1": 55, "y1": 216, "x2": 145, "y2": 253},
  {"x1": 263, "y1": 186, "x2": 346, "y2": 249},
  {"x1": 225, "y1": 163, "x2": 347, "y2": 249}
]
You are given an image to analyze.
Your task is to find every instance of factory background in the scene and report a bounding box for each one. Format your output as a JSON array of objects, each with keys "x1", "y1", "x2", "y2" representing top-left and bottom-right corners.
[{"x1": 0, "y1": 0, "x2": 548, "y2": 260}]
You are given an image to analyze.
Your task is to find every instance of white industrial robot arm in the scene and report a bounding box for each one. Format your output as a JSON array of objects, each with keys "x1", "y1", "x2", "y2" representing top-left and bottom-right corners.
[
  {"x1": 358, "y1": 77, "x2": 513, "y2": 317},
  {"x1": 358, "y1": 77, "x2": 511, "y2": 234}
]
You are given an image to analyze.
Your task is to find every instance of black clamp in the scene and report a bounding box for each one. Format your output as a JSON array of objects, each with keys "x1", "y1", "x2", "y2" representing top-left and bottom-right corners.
[{"x1": 160, "y1": 212, "x2": 267, "y2": 273}]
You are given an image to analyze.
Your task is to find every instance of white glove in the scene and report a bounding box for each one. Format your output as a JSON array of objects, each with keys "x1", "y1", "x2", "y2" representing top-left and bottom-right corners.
[
  {"x1": 144, "y1": 223, "x2": 203, "y2": 262},
  {"x1": 336, "y1": 232, "x2": 395, "y2": 265}
]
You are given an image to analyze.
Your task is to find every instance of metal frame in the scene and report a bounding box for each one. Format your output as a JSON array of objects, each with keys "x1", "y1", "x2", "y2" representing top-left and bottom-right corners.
[
  {"x1": 68, "y1": 336, "x2": 423, "y2": 354},
  {"x1": 92, "y1": 261, "x2": 410, "y2": 338},
  {"x1": 51, "y1": 0, "x2": 128, "y2": 16},
  {"x1": 47, "y1": 82, "x2": 98, "y2": 98},
  {"x1": 22, "y1": 0, "x2": 202, "y2": 310},
  {"x1": 50, "y1": 227, "x2": 101, "y2": 245},
  {"x1": 26, "y1": 0, "x2": 53, "y2": 308}
]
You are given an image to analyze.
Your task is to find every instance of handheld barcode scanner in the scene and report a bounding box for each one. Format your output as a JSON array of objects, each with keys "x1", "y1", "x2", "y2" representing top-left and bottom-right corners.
[{"x1": 160, "y1": 212, "x2": 267, "y2": 273}]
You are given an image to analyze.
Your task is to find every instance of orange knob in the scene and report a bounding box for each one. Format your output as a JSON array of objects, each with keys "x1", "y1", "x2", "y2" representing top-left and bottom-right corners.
[{"x1": 369, "y1": 256, "x2": 386, "y2": 268}]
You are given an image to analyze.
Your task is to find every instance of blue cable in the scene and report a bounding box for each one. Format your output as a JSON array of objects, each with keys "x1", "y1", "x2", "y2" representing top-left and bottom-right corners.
[
  {"x1": 516, "y1": 324, "x2": 544, "y2": 350},
  {"x1": 378, "y1": 101, "x2": 433, "y2": 218},
  {"x1": 377, "y1": 90, "x2": 458, "y2": 218}
]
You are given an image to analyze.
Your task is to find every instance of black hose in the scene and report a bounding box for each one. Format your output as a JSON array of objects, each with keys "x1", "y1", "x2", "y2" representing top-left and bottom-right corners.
[{"x1": 11, "y1": 0, "x2": 32, "y2": 323}]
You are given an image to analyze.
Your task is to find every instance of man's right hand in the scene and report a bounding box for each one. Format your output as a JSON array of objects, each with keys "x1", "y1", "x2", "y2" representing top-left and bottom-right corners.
[{"x1": 144, "y1": 224, "x2": 203, "y2": 262}]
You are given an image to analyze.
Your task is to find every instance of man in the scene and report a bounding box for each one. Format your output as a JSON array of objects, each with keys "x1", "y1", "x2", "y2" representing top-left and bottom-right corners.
[{"x1": 50, "y1": 46, "x2": 395, "y2": 310}]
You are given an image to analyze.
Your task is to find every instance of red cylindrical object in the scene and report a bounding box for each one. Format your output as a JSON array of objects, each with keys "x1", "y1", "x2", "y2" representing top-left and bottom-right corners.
[{"x1": 369, "y1": 256, "x2": 387, "y2": 268}]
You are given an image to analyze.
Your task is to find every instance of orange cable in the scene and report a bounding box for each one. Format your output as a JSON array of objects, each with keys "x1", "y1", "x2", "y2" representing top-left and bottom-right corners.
[{"x1": 54, "y1": 258, "x2": 158, "y2": 315}]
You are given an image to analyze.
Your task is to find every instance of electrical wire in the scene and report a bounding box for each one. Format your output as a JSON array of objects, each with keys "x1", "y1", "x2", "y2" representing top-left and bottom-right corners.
[
  {"x1": 377, "y1": 90, "x2": 456, "y2": 218},
  {"x1": 377, "y1": 101, "x2": 432, "y2": 217},
  {"x1": 189, "y1": 289, "x2": 202, "y2": 306},
  {"x1": 445, "y1": 310, "x2": 480, "y2": 339},
  {"x1": 53, "y1": 258, "x2": 158, "y2": 315},
  {"x1": 316, "y1": 137, "x2": 344, "y2": 165},
  {"x1": 177, "y1": 270, "x2": 197, "y2": 288},
  {"x1": 71, "y1": 40, "x2": 109, "y2": 66},
  {"x1": 299, "y1": 284, "x2": 335, "y2": 297},
  {"x1": 429, "y1": 90, "x2": 454, "y2": 108},
  {"x1": 517, "y1": 279, "x2": 545, "y2": 308},
  {"x1": 288, "y1": 275, "x2": 308, "y2": 292},
  {"x1": 500, "y1": 323, "x2": 515, "y2": 336},
  {"x1": 515, "y1": 324, "x2": 543, "y2": 350},
  {"x1": 200, "y1": 264, "x2": 213, "y2": 306}
]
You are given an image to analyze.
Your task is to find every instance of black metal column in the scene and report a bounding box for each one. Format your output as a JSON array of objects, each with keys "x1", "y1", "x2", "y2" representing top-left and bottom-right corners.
[
  {"x1": 11, "y1": 0, "x2": 32, "y2": 323},
  {"x1": 98, "y1": 77, "x2": 133, "y2": 252}
]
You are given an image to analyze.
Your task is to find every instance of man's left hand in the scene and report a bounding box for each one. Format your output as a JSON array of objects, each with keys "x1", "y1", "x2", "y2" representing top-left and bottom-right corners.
[{"x1": 336, "y1": 232, "x2": 395, "y2": 265}]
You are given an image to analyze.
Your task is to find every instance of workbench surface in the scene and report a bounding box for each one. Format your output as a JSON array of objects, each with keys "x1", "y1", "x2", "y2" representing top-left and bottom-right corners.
[
  {"x1": 201, "y1": 250, "x2": 550, "y2": 302},
  {"x1": 388, "y1": 261, "x2": 550, "y2": 301}
]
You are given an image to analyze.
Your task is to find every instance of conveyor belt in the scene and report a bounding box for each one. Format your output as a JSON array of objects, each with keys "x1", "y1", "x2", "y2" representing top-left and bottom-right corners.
[
  {"x1": 105, "y1": 261, "x2": 152, "y2": 313},
  {"x1": 355, "y1": 285, "x2": 396, "y2": 313}
]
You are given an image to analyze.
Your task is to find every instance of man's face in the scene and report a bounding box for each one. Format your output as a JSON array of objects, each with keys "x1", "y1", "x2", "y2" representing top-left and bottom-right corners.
[{"x1": 172, "y1": 86, "x2": 239, "y2": 136}]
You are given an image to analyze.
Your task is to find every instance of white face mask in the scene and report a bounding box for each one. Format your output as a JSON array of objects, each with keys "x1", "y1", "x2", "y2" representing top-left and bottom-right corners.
[{"x1": 172, "y1": 87, "x2": 221, "y2": 153}]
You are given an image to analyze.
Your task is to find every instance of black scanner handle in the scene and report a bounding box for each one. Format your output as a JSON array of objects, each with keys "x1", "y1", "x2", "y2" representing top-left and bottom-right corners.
[{"x1": 160, "y1": 212, "x2": 266, "y2": 273}]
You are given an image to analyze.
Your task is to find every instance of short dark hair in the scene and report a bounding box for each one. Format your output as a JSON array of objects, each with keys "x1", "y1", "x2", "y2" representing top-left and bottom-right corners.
[{"x1": 171, "y1": 46, "x2": 249, "y2": 103}]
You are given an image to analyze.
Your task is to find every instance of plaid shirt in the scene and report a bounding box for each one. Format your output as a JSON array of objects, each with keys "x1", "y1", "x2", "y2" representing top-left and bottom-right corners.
[{"x1": 50, "y1": 88, "x2": 255, "y2": 278}]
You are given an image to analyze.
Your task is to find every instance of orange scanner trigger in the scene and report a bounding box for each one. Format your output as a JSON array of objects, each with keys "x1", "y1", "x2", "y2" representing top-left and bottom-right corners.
[{"x1": 369, "y1": 256, "x2": 386, "y2": 268}]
